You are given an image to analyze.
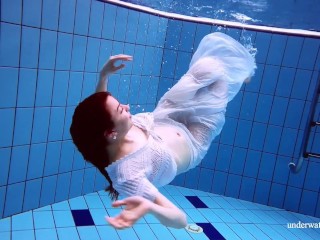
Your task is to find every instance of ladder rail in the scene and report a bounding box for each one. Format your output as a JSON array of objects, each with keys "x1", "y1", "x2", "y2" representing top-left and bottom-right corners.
[{"x1": 289, "y1": 74, "x2": 320, "y2": 173}]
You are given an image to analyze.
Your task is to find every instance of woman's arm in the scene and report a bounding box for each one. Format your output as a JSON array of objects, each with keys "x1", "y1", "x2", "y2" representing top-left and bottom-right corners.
[
  {"x1": 96, "y1": 54, "x2": 132, "y2": 93},
  {"x1": 105, "y1": 192, "x2": 187, "y2": 229}
]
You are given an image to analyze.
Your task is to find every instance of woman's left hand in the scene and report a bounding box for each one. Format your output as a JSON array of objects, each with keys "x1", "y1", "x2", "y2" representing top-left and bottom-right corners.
[
  {"x1": 106, "y1": 196, "x2": 151, "y2": 229},
  {"x1": 99, "y1": 54, "x2": 133, "y2": 79}
]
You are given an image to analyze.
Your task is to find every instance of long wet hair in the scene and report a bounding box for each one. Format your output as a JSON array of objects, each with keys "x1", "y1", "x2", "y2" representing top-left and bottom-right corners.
[{"x1": 70, "y1": 91, "x2": 119, "y2": 200}]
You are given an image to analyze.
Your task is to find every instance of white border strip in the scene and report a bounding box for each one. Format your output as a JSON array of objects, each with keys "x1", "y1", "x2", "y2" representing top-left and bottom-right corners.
[{"x1": 102, "y1": 0, "x2": 320, "y2": 38}]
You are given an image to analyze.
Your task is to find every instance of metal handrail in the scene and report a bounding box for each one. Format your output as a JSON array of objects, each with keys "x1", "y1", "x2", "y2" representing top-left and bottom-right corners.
[{"x1": 289, "y1": 75, "x2": 320, "y2": 173}]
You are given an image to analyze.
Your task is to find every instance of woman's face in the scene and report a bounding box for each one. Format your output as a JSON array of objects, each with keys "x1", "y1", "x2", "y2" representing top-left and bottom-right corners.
[{"x1": 105, "y1": 96, "x2": 132, "y2": 135}]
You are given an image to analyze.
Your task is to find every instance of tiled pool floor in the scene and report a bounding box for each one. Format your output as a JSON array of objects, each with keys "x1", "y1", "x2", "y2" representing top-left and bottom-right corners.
[{"x1": 1, "y1": 185, "x2": 319, "y2": 240}]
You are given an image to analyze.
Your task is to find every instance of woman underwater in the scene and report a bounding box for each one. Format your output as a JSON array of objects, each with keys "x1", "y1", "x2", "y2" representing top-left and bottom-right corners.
[{"x1": 70, "y1": 32, "x2": 256, "y2": 229}]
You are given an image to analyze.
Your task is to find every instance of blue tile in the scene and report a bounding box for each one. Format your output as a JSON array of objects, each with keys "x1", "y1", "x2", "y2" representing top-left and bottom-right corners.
[
  {"x1": 56, "y1": 33, "x2": 73, "y2": 70},
  {"x1": 55, "y1": 173, "x2": 71, "y2": 202},
  {"x1": 198, "y1": 168, "x2": 214, "y2": 192},
  {"x1": 0, "y1": 23, "x2": 21, "y2": 67},
  {"x1": 63, "y1": 107, "x2": 75, "y2": 140},
  {"x1": 74, "y1": 0, "x2": 90, "y2": 35},
  {"x1": 161, "y1": 49, "x2": 177, "y2": 78},
  {"x1": 229, "y1": 147, "x2": 247, "y2": 175},
  {"x1": 179, "y1": 22, "x2": 197, "y2": 52},
  {"x1": 263, "y1": 124, "x2": 282, "y2": 154},
  {"x1": 81, "y1": 73, "x2": 97, "y2": 99},
  {"x1": 31, "y1": 108, "x2": 50, "y2": 143},
  {"x1": 249, "y1": 122, "x2": 267, "y2": 151},
  {"x1": 39, "y1": 175, "x2": 57, "y2": 207},
  {"x1": 272, "y1": 156, "x2": 290, "y2": 185},
  {"x1": 52, "y1": 71, "x2": 69, "y2": 106},
  {"x1": 259, "y1": 224, "x2": 290, "y2": 240},
  {"x1": 278, "y1": 128, "x2": 298, "y2": 157},
  {"x1": 291, "y1": 69, "x2": 313, "y2": 100},
  {"x1": 298, "y1": 37, "x2": 320, "y2": 70},
  {"x1": 212, "y1": 171, "x2": 227, "y2": 195},
  {"x1": 244, "y1": 63, "x2": 263, "y2": 93},
  {"x1": 255, "y1": 32, "x2": 272, "y2": 63},
  {"x1": 96, "y1": 226, "x2": 120, "y2": 240},
  {"x1": 212, "y1": 223, "x2": 241, "y2": 240},
  {"x1": 0, "y1": 217, "x2": 11, "y2": 232},
  {"x1": 82, "y1": 168, "x2": 96, "y2": 194},
  {"x1": 43, "y1": 141, "x2": 61, "y2": 176},
  {"x1": 0, "y1": 109, "x2": 15, "y2": 147},
  {"x1": 260, "y1": 65, "x2": 280, "y2": 95},
  {"x1": 197, "y1": 223, "x2": 226, "y2": 240},
  {"x1": 137, "y1": 13, "x2": 152, "y2": 44},
  {"x1": 146, "y1": 17, "x2": 160, "y2": 46},
  {"x1": 239, "y1": 177, "x2": 255, "y2": 202},
  {"x1": 234, "y1": 120, "x2": 252, "y2": 148},
  {"x1": 12, "y1": 211, "x2": 33, "y2": 230},
  {"x1": 114, "y1": 8, "x2": 129, "y2": 42},
  {"x1": 35, "y1": 70, "x2": 54, "y2": 107},
  {"x1": 13, "y1": 108, "x2": 33, "y2": 145},
  {"x1": 22, "y1": 0, "x2": 41, "y2": 27},
  {"x1": 33, "y1": 211, "x2": 55, "y2": 229},
  {"x1": 304, "y1": 161, "x2": 320, "y2": 192},
  {"x1": 258, "y1": 152, "x2": 277, "y2": 181},
  {"x1": 266, "y1": 34, "x2": 287, "y2": 65},
  {"x1": 243, "y1": 150, "x2": 261, "y2": 179},
  {"x1": 0, "y1": 148, "x2": 10, "y2": 186},
  {"x1": 88, "y1": 0, "x2": 104, "y2": 37},
  {"x1": 219, "y1": 117, "x2": 237, "y2": 145},
  {"x1": 116, "y1": 227, "x2": 140, "y2": 240},
  {"x1": 71, "y1": 35, "x2": 87, "y2": 71},
  {"x1": 48, "y1": 107, "x2": 65, "y2": 141},
  {"x1": 216, "y1": 144, "x2": 232, "y2": 172},
  {"x1": 12, "y1": 230, "x2": 34, "y2": 240},
  {"x1": 53, "y1": 210, "x2": 75, "y2": 228},
  {"x1": 156, "y1": 18, "x2": 168, "y2": 47},
  {"x1": 284, "y1": 99, "x2": 304, "y2": 129},
  {"x1": 126, "y1": 11, "x2": 139, "y2": 43},
  {"x1": 4, "y1": 182, "x2": 24, "y2": 217},
  {"x1": 275, "y1": 67, "x2": 295, "y2": 98},
  {"x1": 67, "y1": 72, "x2": 83, "y2": 105},
  {"x1": 254, "y1": 180, "x2": 271, "y2": 205},
  {"x1": 240, "y1": 92, "x2": 258, "y2": 120},
  {"x1": 69, "y1": 196, "x2": 87, "y2": 210},
  {"x1": 166, "y1": 20, "x2": 182, "y2": 50},
  {"x1": 23, "y1": 179, "x2": 42, "y2": 211},
  {"x1": 102, "y1": 4, "x2": 117, "y2": 39},
  {"x1": 56, "y1": 227, "x2": 80, "y2": 240},
  {"x1": 39, "y1": 30, "x2": 57, "y2": 69},
  {"x1": 85, "y1": 38, "x2": 100, "y2": 72},
  {"x1": 299, "y1": 190, "x2": 317, "y2": 216},
  {"x1": 8, "y1": 145, "x2": 29, "y2": 184},
  {"x1": 0, "y1": 67, "x2": 18, "y2": 107},
  {"x1": 71, "y1": 209, "x2": 95, "y2": 227},
  {"x1": 185, "y1": 167, "x2": 201, "y2": 189},
  {"x1": 282, "y1": 36, "x2": 304, "y2": 68},
  {"x1": 35, "y1": 229, "x2": 58, "y2": 240},
  {"x1": 176, "y1": 51, "x2": 192, "y2": 79},
  {"x1": 269, "y1": 96, "x2": 289, "y2": 126},
  {"x1": 225, "y1": 174, "x2": 241, "y2": 198},
  {"x1": 20, "y1": 26, "x2": 40, "y2": 68},
  {"x1": 133, "y1": 224, "x2": 158, "y2": 240},
  {"x1": 17, "y1": 68, "x2": 37, "y2": 107},
  {"x1": 226, "y1": 91, "x2": 243, "y2": 118},
  {"x1": 148, "y1": 224, "x2": 175, "y2": 240},
  {"x1": 1, "y1": 0, "x2": 22, "y2": 24},
  {"x1": 58, "y1": 141, "x2": 74, "y2": 173},
  {"x1": 284, "y1": 186, "x2": 302, "y2": 212},
  {"x1": 186, "y1": 196, "x2": 209, "y2": 208},
  {"x1": 58, "y1": 0, "x2": 76, "y2": 33},
  {"x1": 41, "y1": 0, "x2": 59, "y2": 30}
]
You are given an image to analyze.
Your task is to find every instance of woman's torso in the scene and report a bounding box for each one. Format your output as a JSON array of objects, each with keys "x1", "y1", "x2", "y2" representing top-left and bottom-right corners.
[{"x1": 114, "y1": 124, "x2": 191, "y2": 175}]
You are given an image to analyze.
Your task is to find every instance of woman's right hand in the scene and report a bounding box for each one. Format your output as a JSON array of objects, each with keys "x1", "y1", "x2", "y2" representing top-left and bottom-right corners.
[{"x1": 99, "y1": 54, "x2": 133, "y2": 79}]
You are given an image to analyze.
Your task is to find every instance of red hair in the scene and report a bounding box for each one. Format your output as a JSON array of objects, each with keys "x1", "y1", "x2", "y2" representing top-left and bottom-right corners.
[{"x1": 70, "y1": 91, "x2": 119, "y2": 200}]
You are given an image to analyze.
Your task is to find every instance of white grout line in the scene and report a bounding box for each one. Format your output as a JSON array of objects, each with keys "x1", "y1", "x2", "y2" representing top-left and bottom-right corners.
[{"x1": 102, "y1": 0, "x2": 320, "y2": 38}]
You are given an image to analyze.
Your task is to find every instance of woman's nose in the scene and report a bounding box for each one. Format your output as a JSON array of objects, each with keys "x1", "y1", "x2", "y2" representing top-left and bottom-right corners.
[{"x1": 122, "y1": 104, "x2": 130, "y2": 111}]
